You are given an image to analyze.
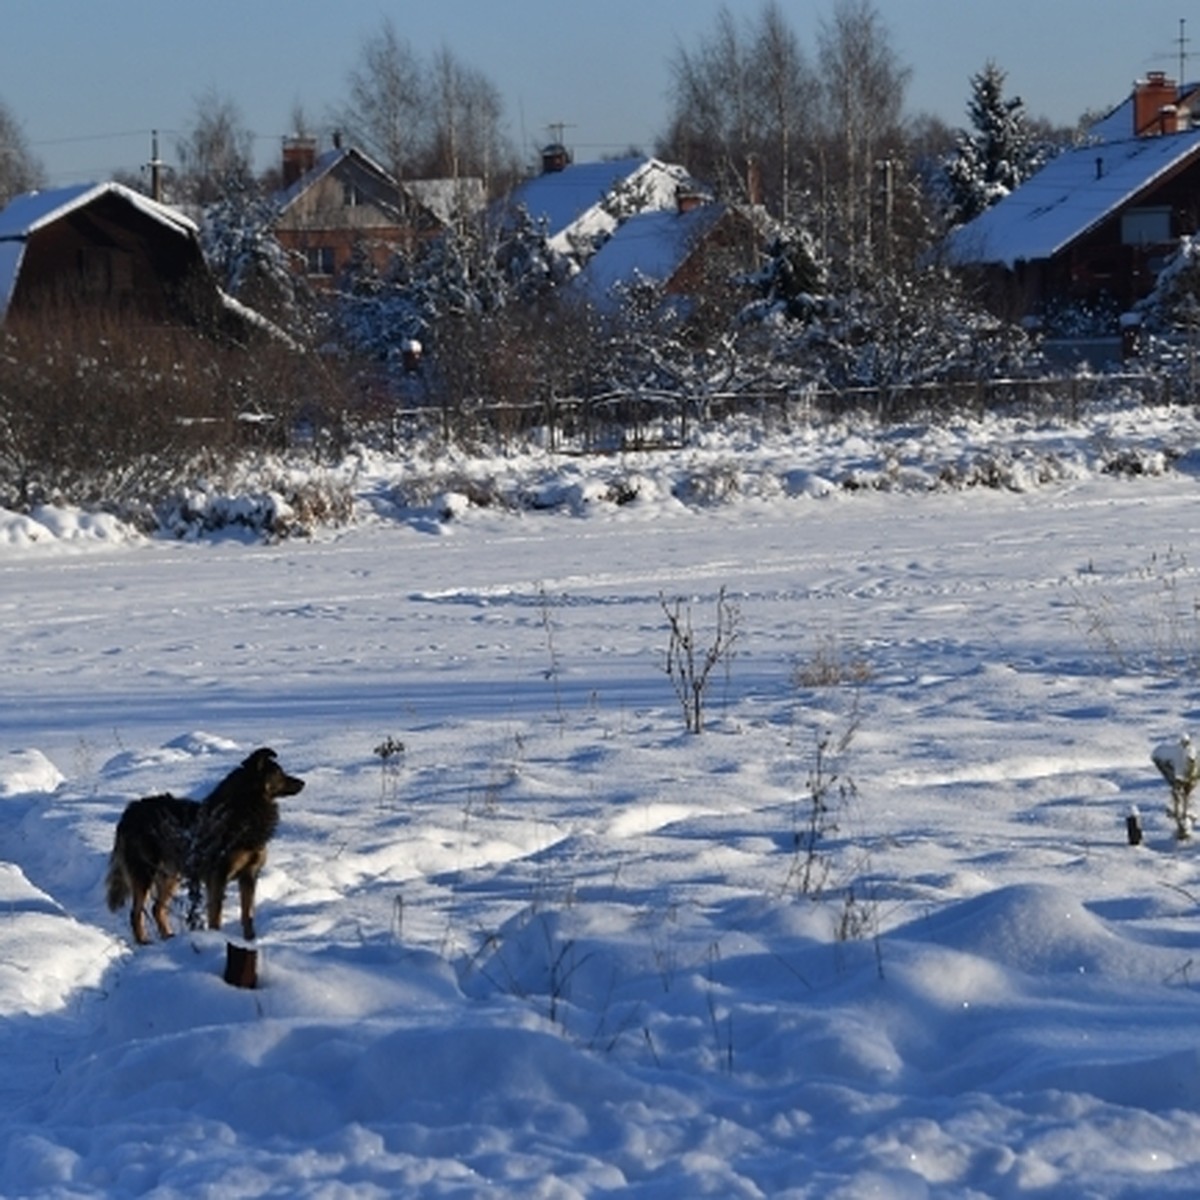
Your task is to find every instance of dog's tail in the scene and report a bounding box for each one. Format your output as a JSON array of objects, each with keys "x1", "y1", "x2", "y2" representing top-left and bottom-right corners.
[{"x1": 105, "y1": 835, "x2": 130, "y2": 912}]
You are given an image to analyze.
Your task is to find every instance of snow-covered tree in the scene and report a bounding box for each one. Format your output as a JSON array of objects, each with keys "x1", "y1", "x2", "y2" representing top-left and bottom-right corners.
[
  {"x1": 200, "y1": 184, "x2": 309, "y2": 337},
  {"x1": 943, "y1": 61, "x2": 1037, "y2": 225},
  {"x1": 737, "y1": 221, "x2": 828, "y2": 323}
]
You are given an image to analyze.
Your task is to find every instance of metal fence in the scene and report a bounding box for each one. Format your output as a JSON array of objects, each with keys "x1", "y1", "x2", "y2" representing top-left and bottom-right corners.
[{"x1": 386, "y1": 372, "x2": 1182, "y2": 455}]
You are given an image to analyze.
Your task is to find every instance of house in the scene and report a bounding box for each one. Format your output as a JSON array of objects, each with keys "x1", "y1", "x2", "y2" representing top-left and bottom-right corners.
[
  {"x1": 946, "y1": 72, "x2": 1200, "y2": 326},
  {"x1": 573, "y1": 191, "x2": 764, "y2": 312},
  {"x1": 498, "y1": 144, "x2": 699, "y2": 262},
  {"x1": 271, "y1": 137, "x2": 483, "y2": 286},
  {"x1": 0, "y1": 180, "x2": 249, "y2": 335}
]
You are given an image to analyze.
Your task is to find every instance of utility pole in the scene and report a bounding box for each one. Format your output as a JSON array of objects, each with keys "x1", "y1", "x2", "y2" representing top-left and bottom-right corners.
[
  {"x1": 147, "y1": 130, "x2": 164, "y2": 202},
  {"x1": 876, "y1": 157, "x2": 895, "y2": 275}
]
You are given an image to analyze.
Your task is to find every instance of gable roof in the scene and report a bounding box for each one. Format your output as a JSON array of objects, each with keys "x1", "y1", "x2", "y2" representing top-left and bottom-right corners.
[
  {"x1": 273, "y1": 144, "x2": 481, "y2": 228},
  {"x1": 0, "y1": 181, "x2": 197, "y2": 241},
  {"x1": 574, "y1": 203, "x2": 732, "y2": 307},
  {"x1": 0, "y1": 182, "x2": 200, "y2": 322},
  {"x1": 273, "y1": 145, "x2": 393, "y2": 214},
  {"x1": 945, "y1": 129, "x2": 1200, "y2": 268},
  {"x1": 501, "y1": 156, "x2": 696, "y2": 254}
]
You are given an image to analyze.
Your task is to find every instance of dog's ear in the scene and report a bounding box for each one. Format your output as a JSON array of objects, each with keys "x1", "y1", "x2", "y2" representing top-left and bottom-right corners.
[{"x1": 243, "y1": 747, "x2": 278, "y2": 773}]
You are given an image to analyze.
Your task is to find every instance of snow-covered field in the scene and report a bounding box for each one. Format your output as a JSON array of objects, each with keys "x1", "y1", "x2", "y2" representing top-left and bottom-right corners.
[{"x1": 5, "y1": 405, "x2": 1200, "y2": 1197}]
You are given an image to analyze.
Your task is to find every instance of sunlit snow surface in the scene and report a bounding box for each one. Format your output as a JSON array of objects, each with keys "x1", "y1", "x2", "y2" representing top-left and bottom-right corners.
[{"x1": 4, "y1": 405, "x2": 1200, "y2": 1196}]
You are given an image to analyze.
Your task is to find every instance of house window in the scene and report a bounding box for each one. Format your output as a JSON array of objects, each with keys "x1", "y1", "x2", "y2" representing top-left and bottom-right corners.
[
  {"x1": 343, "y1": 181, "x2": 365, "y2": 208},
  {"x1": 1121, "y1": 207, "x2": 1171, "y2": 245},
  {"x1": 303, "y1": 246, "x2": 335, "y2": 276}
]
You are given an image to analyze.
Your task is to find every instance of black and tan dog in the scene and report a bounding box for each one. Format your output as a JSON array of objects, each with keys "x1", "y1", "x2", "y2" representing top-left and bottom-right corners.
[{"x1": 105, "y1": 747, "x2": 305, "y2": 944}]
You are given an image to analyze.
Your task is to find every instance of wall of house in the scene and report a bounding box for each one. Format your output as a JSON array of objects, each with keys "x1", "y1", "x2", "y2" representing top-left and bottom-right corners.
[
  {"x1": 274, "y1": 159, "x2": 444, "y2": 287},
  {"x1": 12, "y1": 203, "x2": 198, "y2": 320}
]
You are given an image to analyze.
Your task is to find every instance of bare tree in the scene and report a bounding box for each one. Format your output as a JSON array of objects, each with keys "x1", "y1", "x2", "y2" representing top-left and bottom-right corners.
[
  {"x1": 339, "y1": 22, "x2": 513, "y2": 192},
  {"x1": 663, "y1": 7, "x2": 760, "y2": 203},
  {"x1": 660, "y1": 3, "x2": 816, "y2": 216},
  {"x1": 340, "y1": 18, "x2": 427, "y2": 180},
  {"x1": 424, "y1": 46, "x2": 510, "y2": 191},
  {"x1": 175, "y1": 88, "x2": 256, "y2": 206},
  {"x1": 815, "y1": 0, "x2": 911, "y2": 281},
  {"x1": 753, "y1": 2, "x2": 818, "y2": 220},
  {"x1": 0, "y1": 97, "x2": 44, "y2": 206}
]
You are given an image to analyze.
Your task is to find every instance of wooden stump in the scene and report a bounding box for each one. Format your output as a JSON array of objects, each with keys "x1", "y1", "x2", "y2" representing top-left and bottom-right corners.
[
  {"x1": 224, "y1": 940, "x2": 258, "y2": 988},
  {"x1": 1126, "y1": 809, "x2": 1143, "y2": 846}
]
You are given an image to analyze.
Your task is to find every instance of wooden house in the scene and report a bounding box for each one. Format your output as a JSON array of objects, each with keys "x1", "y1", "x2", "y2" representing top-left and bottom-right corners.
[
  {"x1": 0, "y1": 181, "x2": 231, "y2": 329},
  {"x1": 947, "y1": 72, "x2": 1200, "y2": 325}
]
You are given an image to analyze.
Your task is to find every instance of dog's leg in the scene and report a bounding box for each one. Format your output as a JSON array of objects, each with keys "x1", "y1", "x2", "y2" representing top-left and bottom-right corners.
[
  {"x1": 129, "y1": 881, "x2": 152, "y2": 945},
  {"x1": 206, "y1": 873, "x2": 225, "y2": 934},
  {"x1": 236, "y1": 869, "x2": 259, "y2": 941},
  {"x1": 151, "y1": 873, "x2": 178, "y2": 940}
]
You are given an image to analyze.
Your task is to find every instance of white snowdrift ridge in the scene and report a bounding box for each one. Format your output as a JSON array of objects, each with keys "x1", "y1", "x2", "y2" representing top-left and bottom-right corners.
[{"x1": 3, "y1": 400, "x2": 1200, "y2": 1196}]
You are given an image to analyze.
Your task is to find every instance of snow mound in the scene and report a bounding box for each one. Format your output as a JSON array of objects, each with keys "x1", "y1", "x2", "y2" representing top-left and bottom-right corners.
[
  {"x1": 0, "y1": 748, "x2": 65, "y2": 797},
  {"x1": 898, "y1": 882, "x2": 1150, "y2": 977},
  {"x1": 0, "y1": 863, "x2": 120, "y2": 1016},
  {"x1": 0, "y1": 505, "x2": 141, "y2": 548}
]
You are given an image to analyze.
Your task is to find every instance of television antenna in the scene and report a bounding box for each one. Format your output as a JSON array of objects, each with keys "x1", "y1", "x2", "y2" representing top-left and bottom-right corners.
[{"x1": 1148, "y1": 19, "x2": 1191, "y2": 87}]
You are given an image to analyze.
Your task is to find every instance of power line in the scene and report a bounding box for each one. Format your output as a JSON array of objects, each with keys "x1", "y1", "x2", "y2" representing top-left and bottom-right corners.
[{"x1": 28, "y1": 129, "x2": 165, "y2": 149}]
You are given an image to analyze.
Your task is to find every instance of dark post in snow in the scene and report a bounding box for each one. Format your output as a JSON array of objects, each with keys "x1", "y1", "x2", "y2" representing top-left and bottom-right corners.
[
  {"x1": 1126, "y1": 805, "x2": 1143, "y2": 846},
  {"x1": 224, "y1": 941, "x2": 258, "y2": 988}
]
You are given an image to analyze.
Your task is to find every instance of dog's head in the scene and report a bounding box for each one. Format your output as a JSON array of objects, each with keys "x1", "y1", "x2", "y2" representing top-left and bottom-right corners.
[{"x1": 242, "y1": 747, "x2": 306, "y2": 800}]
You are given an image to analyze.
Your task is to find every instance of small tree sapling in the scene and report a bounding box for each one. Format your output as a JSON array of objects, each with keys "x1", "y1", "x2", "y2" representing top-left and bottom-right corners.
[{"x1": 660, "y1": 586, "x2": 740, "y2": 734}]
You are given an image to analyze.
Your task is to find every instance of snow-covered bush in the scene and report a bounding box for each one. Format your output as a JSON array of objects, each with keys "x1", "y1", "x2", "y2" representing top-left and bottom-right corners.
[{"x1": 1152, "y1": 735, "x2": 1199, "y2": 840}]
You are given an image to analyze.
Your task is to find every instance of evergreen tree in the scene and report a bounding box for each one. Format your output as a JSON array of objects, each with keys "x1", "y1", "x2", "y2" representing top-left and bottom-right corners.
[{"x1": 943, "y1": 61, "x2": 1035, "y2": 225}]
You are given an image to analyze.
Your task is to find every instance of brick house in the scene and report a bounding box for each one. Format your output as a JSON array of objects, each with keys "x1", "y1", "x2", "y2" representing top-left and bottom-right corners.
[{"x1": 272, "y1": 138, "x2": 483, "y2": 286}]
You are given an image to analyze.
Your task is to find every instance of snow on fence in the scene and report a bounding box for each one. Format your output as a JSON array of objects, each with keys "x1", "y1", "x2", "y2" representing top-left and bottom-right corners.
[{"x1": 389, "y1": 372, "x2": 1175, "y2": 454}]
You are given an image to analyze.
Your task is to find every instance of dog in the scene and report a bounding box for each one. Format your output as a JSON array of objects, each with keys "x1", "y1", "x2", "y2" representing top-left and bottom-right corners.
[{"x1": 105, "y1": 747, "x2": 305, "y2": 945}]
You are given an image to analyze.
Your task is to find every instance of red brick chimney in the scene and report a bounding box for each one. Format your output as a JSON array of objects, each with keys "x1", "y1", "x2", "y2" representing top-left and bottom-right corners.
[
  {"x1": 282, "y1": 136, "x2": 318, "y2": 187},
  {"x1": 1134, "y1": 71, "x2": 1179, "y2": 136},
  {"x1": 541, "y1": 143, "x2": 571, "y2": 173}
]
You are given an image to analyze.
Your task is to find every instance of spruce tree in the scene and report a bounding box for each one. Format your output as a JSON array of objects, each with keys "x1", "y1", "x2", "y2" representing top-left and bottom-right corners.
[{"x1": 943, "y1": 61, "x2": 1035, "y2": 225}]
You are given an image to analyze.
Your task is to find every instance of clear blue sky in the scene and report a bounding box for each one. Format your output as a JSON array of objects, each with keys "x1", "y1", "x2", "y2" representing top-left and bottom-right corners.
[{"x1": 3, "y1": 0, "x2": 1196, "y2": 186}]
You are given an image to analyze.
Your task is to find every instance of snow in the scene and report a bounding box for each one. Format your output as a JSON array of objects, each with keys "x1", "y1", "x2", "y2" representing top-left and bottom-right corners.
[{"x1": 5, "y1": 401, "x2": 1200, "y2": 1195}]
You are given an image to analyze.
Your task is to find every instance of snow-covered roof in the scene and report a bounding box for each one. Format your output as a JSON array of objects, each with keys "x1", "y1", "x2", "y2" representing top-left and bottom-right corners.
[
  {"x1": 0, "y1": 181, "x2": 197, "y2": 242},
  {"x1": 502, "y1": 157, "x2": 695, "y2": 254},
  {"x1": 0, "y1": 181, "x2": 200, "y2": 322},
  {"x1": 1087, "y1": 80, "x2": 1200, "y2": 144},
  {"x1": 945, "y1": 129, "x2": 1200, "y2": 268},
  {"x1": 0, "y1": 240, "x2": 25, "y2": 318},
  {"x1": 406, "y1": 177, "x2": 486, "y2": 224},
  {"x1": 574, "y1": 203, "x2": 729, "y2": 307},
  {"x1": 1088, "y1": 98, "x2": 1136, "y2": 144}
]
